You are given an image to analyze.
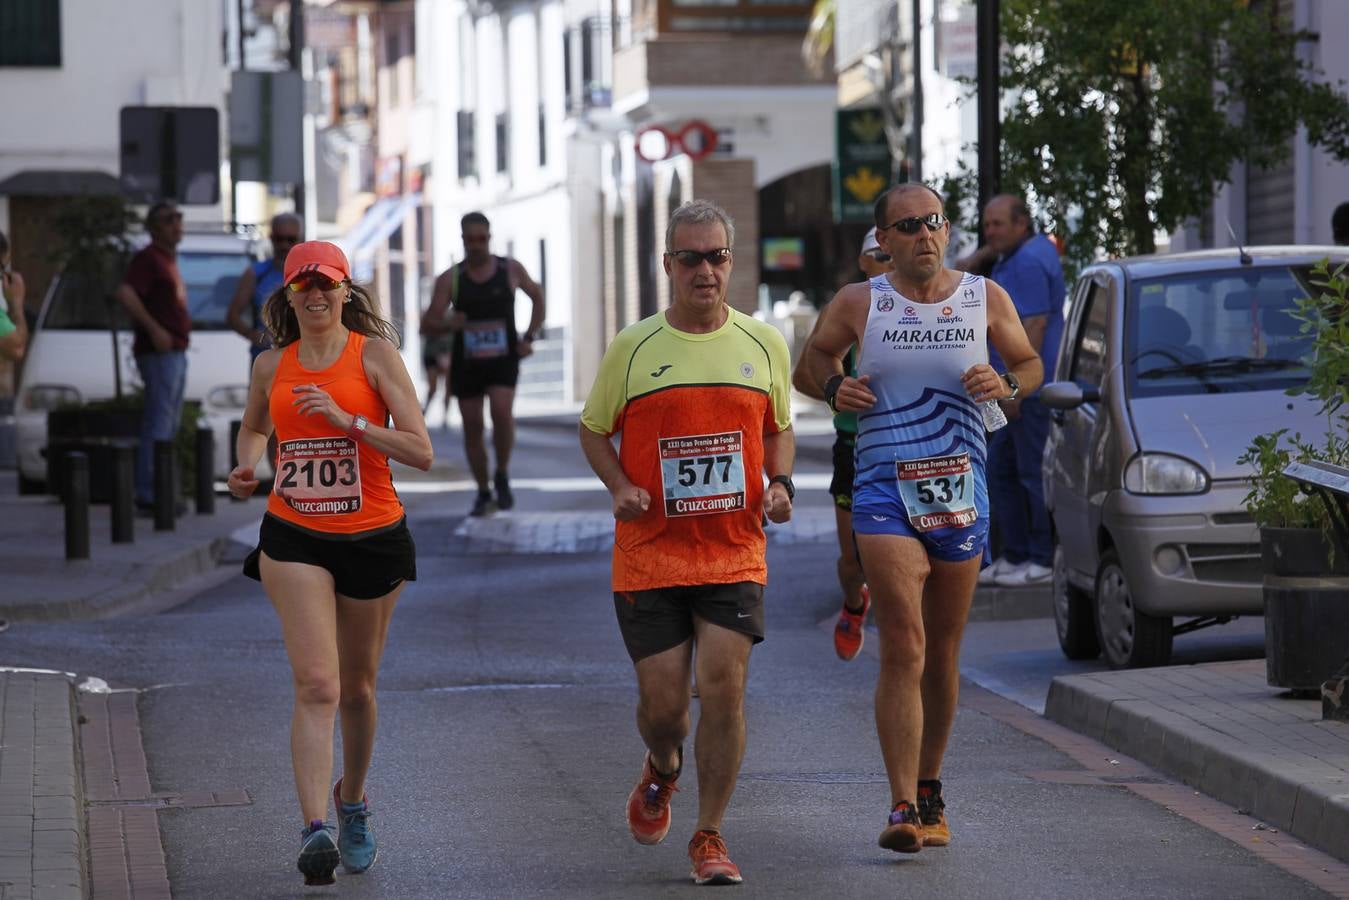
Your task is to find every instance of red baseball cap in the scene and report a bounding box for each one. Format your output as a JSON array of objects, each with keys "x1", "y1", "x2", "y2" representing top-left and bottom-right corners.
[{"x1": 283, "y1": 241, "x2": 351, "y2": 285}]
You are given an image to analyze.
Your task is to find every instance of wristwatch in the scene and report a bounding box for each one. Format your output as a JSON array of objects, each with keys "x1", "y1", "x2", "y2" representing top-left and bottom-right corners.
[
  {"x1": 769, "y1": 474, "x2": 795, "y2": 501},
  {"x1": 347, "y1": 414, "x2": 369, "y2": 441},
  {"x1": 1002, "y1": 372, "x2": 1021, "y2": 400},
  {"x1": 823, "y1": 374, "x2": 846, "y2": 412}
]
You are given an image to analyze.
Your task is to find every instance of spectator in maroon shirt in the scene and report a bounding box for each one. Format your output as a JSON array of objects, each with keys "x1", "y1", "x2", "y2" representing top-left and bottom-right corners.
[{"x1": 114, "y1": 200, "x2": 189, "y2": 511}]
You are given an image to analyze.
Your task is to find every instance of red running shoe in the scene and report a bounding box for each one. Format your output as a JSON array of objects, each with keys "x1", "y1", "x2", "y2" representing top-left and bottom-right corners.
[
  {"x1": 625, "y1": 752, "x2": 680, "y2": 845},
  {"x1": 878, "y1": 801, "x2": 923, "y2": 853},
  {"x1": 688, "y1": 829, "x2": 743, "y2": 885},
  {"x1": 834, "y1": 584, "x2": 871, "y2": 661}
]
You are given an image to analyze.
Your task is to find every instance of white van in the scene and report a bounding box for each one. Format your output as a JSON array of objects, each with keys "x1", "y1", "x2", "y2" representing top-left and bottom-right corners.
[{"x1": 15, "y1": 228, "x2": 269, "y2": 492}]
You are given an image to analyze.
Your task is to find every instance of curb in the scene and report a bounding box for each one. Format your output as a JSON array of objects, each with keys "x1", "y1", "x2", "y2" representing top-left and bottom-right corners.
[
  {"x1": 0, "y1": 528, "x2": 252, "y2": 624},
  {"x1": 0, "y1": 671, "x2": 86, "y2": 900},
  {"x1": 1044, "y1": 670, "x2": 1349, "y2": 866}
]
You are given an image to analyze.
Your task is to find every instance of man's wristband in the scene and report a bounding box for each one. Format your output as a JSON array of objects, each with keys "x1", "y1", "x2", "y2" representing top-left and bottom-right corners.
[
  {"x1": 769, "y1": 474, "x2": 795, "y2": 501},
  {"x1": 822, "y1": 374, "x2": 846, "y2": 412}
]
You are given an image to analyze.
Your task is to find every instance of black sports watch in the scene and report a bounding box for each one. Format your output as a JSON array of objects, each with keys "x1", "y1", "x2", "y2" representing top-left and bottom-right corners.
[
  {"x1": 823, "y1": 373, "x2": 846, "y2": 412},
  {"x1": 769, "y1": 474, "x2": 795, "y2": 501},
  {"x1": 1002, "y1": 371, "x2": 1021, "y2": 400}
]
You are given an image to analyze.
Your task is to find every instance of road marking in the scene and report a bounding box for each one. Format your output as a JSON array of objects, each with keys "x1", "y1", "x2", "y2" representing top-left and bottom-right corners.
[
  {"x1": 395, "y1": 473, "x2": 836, "y2": 494},
  {"x1": 449, "y1": 508, "x2": 838, "y2": 553}
]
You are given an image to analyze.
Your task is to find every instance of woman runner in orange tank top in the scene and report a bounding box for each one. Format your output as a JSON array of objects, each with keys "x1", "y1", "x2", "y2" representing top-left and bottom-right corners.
[{"x1": 227, "y1": 241, "x2": 432, "y2": 885}]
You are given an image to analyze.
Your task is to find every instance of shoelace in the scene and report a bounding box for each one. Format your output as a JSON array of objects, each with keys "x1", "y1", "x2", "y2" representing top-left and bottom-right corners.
[
  {"x1": 338, "y1": 807, "x2": 373, "y2": 844},
  {"x1": 690, "y1": 831, "x2": 730, "y2": 864},
  {"x1": 917, "y1": 793, "x2": 945, "y2": 826},
  {"x1": 642, "y1": 778, "x2": 679, "y2": 812}
]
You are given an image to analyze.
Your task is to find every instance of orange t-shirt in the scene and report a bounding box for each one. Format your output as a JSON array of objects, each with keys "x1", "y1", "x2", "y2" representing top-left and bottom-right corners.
[
  {"x1": 580, "y1": 308, "x2": 793, "y2": 591},
  {"x1": 266, "y1": 331, "x2": 404, "y2": 535}
]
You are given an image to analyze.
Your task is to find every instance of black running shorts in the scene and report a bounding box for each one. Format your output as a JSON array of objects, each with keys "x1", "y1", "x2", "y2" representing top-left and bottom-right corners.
[
  {"x1": 451, "y1": 357, "x2": 520, "y2": 398},
  {"x1": 613, "y1": 582, "x2": 765, "y2": 662},
  {"x1": 243, "y1": 514, "x2": 417, "y2": 600},
  {"x1": 830, "y1": 431, "x2": 856, "y2": 510}
]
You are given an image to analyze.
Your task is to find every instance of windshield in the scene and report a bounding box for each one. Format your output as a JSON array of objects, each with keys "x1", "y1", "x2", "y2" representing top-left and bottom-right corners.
[
  {"x1": 1126, "y1": 266, "x2": 1316, "y2": 397},
  {"x1": 40, "y1": 250, "x2": 251, "y2": 332},
  {"x1": 180, "y1": 252, "x2": 251, "y2": 331}
]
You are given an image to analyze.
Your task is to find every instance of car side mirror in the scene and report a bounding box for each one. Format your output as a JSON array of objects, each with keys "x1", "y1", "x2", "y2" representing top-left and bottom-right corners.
[{"x1": 1040, "y1": 381, "x2": 1101, "y2": 410}]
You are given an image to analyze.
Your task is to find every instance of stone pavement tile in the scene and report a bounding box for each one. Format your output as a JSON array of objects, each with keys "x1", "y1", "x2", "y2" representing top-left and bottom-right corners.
[{"x1": 1046, "y1": 661, "x2": 1349, "y2": 867}]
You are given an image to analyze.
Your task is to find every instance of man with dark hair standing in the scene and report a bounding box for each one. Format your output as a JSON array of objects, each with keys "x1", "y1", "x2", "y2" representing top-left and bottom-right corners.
[
  {"x1": 1333, "y1": 202, "x2": 1349, "y2": 245},
  {"x1": 422, "y1": 211, "x2": 545, "y2": 516},
  {"x1": 977, "y1": 194, "x2": 1064, "y2": 587},
  {"x1": 115, "y1": 200, "x2": 190, "y2": 514}
]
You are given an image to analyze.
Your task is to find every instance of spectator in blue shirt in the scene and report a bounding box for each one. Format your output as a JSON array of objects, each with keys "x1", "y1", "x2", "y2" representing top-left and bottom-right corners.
[{"x1": 979, "y1": 195, "x2": 1065, "y2": 587}]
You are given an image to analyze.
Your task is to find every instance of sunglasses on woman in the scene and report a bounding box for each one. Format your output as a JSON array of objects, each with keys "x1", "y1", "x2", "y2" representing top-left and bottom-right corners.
[
  {"x1": 882, "y1": 213, "x2": 948, "y2": 235},
  {"x1": 287, "y1": 273, "x2": 347, "y2": 293},
  {"x1": 668, "y1": 248, "x2": 732, "y2": 267}
]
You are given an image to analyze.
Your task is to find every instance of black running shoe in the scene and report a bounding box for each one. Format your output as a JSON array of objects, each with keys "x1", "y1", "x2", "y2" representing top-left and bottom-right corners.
[
  {"x1": 494, "y1": 471, "x2": 514, "y2": 510},
  {"x1": 298, "y1": 820, "x2": 340, "y2": 885},
  {"x1": 917, "y1": 779, "x2": 949, "y2": 847},
  {"x1": 470, "y1": 490, "x2": 495, "y2": 517}
]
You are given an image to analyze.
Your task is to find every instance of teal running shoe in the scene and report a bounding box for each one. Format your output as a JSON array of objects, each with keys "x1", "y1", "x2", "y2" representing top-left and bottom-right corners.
[
  {"x1": 332, "y1": 779, "x2": 378, "y2": 874},
  {"x1": 298, "y1": 819, "x2": 339, "y2": 885}
]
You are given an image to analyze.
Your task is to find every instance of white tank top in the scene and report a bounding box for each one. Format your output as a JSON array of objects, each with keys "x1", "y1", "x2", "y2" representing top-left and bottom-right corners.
[{"x1": 854, "y1": 272, "x2": 990, "y2": 484}]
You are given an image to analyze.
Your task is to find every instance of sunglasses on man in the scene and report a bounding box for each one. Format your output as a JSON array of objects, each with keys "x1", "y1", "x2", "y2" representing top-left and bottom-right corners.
[
  {"x1": 881, "y1": 213, "x2": 948, "y2": 235},
  {"x1": 287, "y1": 273, "x2": 347, "y2": 293},
  {"x1": 272, "y1": 234, "x2": 301, "y2": 246},
  {"x1": 668, "y1": 248, "x2": 732, "y2": 268}
]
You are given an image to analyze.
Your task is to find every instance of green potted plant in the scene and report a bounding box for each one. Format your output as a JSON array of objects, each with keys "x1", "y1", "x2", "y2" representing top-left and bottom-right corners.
[{"x1": 1241, "y1": 259, "x2": 1349, "y2": 692}]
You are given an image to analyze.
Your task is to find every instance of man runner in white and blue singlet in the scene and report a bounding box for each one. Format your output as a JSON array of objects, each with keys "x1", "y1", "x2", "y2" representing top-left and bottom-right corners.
[{"x1": 805, "y1": 183, "x2": 1043, "y2": 854}]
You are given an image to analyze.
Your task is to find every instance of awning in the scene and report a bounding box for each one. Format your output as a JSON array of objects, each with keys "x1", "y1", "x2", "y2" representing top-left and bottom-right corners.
[
  {"x1": 338, "y1": 193, "x2": 421, "y2": 282},
  {"x1": 0, "y1": 169, "x2": 123, "y2": 196}
]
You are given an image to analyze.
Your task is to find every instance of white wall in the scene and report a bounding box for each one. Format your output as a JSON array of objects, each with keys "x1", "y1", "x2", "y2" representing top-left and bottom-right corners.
[
  {"x1": 1304, "y1": 0, "x2": 1349, "y2": 246},
  {"x1": 0, "y1": 0, "x2": 226, "y2": 196}
]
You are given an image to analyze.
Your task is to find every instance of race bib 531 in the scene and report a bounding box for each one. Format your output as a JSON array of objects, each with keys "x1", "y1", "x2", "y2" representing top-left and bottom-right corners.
[{"x1": 895, "y1": 452, "x2": 976, "y2": 532}]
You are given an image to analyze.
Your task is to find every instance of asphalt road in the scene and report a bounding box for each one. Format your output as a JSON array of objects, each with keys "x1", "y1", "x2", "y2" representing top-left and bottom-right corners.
[{"x1": 0, "y1": 420, "x2": 1306, "y2": 899}]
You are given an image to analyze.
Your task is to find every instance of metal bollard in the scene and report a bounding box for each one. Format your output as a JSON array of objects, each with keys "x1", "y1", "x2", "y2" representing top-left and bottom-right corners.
[
  {"x1": 111, "y1": 442, "x2": 134, "y2": 544},
  {"x1": 153, "y1": 439, "x2": 175, "y2": 531},
  {"x1": 64, "y1": 451, "x2": 90, "y2": 560},
  {"x1": 195, "y1": 427, "x2": 215, "y2": 515}
]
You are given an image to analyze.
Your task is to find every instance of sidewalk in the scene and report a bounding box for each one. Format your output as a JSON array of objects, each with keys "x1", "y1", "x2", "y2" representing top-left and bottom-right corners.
[{"x1": 1046, "y1": 659, "x2": 1349, "y2": 865}]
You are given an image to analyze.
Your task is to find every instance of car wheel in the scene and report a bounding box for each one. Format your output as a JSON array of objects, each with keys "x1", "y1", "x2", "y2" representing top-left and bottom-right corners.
[
  {"x1": 1094, "y1": 548, "x2": 1173, "y2": 669},
  {"x1": 1054, "y1": 542, "x2": 1100, "y2": 660}
]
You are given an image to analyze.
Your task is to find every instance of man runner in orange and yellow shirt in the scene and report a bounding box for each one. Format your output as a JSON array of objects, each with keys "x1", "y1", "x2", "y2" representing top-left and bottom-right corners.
[{"x1": 579, "y1": 199, "x2": 794, "y2": 887}]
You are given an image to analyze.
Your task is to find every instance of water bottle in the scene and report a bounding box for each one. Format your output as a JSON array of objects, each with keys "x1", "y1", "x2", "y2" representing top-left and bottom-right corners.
[{"x1": 981, "y1": 400, "x2": 1008, "y2": 432}]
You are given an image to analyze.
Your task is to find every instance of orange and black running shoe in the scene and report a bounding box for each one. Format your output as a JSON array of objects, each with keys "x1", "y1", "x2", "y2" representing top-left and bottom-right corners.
[
  {"x1": 878, "y1": 800, "x2": 923, "y2": 853},
  {"x1": 688, "y1": 829, "x2": 743, "y2": 885},
  {"x1": 833, "y1": 584, "x2": 871, "y2": 660},
  {"x1": 625, "y1": 751, "x2": 680, "y2": 845},
  {"x1": 917, "y1": 779, "x2": 950, "y2": 847}
]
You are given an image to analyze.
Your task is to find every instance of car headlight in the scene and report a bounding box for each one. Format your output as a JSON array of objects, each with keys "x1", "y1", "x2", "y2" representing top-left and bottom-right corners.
[
  {"x1": 1124, "y1": 453, "x2": 1210, "y2": 495},
  {"x1": 21, "y1": 385, "x2": 82, "y2": 412},
  {"x1": 207, "y1": 385, "x2": 250, "y2": 409}
]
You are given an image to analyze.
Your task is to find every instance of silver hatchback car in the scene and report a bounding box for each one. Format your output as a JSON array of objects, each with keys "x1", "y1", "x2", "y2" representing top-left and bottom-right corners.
[{"x1": 1041, "y1": 246, "x2": 1346, "y2": 669}]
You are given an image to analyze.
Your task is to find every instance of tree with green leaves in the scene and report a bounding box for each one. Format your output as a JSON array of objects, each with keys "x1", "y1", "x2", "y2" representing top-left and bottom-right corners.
[{"x1": 994, "y1": 0, "x2": 1349, "y2": 266}]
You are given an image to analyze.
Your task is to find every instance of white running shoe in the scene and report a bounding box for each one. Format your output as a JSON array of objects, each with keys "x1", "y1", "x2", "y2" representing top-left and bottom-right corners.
[
  {"x1": 997, "y1": 561, "x2": 1052, "y2": 587},
  {"x1": 978, "y1": 557, "x2": 1018, "y2": 585}
]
